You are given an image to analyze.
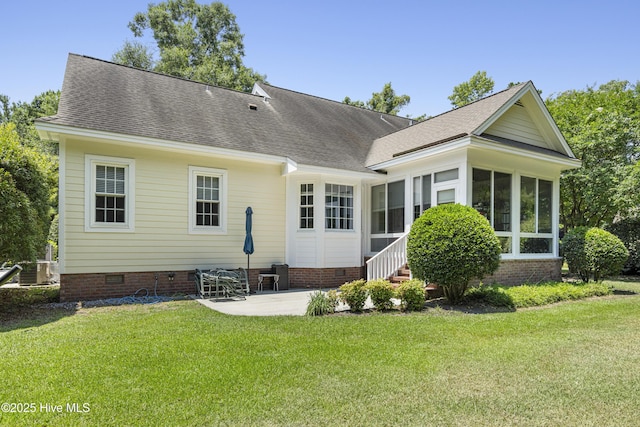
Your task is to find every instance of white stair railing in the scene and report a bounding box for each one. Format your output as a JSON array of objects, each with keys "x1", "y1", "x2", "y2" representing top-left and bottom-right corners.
[{"x1": 366, "y1": 231, "x2": 410, "y2": 281}]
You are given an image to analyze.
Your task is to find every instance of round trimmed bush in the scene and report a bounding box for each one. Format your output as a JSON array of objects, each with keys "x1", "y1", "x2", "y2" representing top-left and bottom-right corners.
[
  {"x1": 563, "y1": 227, "x2": 629, "y2": 282},
  {"x1": 562, "y1": 226, "x2": 590, "y2": 281},
  {"x1": 339, "y1": 279, "x2": 368, "y2": 312},
  {"x1": 395, "y1": 279, "x2": 426, "y2": 312},
  {"x1": 365, "y1": 279, "x2": 395, "y2": 311},
  {"x1": 407, "y1": 204, "x2": 501, "y2": 304}
]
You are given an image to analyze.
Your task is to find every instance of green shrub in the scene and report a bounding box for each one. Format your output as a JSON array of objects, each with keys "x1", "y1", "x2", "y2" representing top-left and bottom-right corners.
[
  {"x1": 326, "y1": 289, "x2": 340, "y2": 309},
  {"x1": 464, "y1": 284, "x2": 515, "y2": 308},
  {"x1": 305, "y1": 290, "x2": 336, "y2": 316},
  {"x1": 339, "y1": 279, "x2": 368, "y2": 312},
  {"x1": 464, "y1": 282, "x2": 612, "y2": 309},
  {"x1": 395, "y1": 279, "x2": 426, "y2": 312},
  {"x1": 606, "y1": 218, "x2": 640, "y2": 274},
  {"x1": 407, "y1": 204, "x2": 501, "y2": 304},
  {"x1": 563, "y1": 227, "x2": 629, "y2": 282},
  {"x1": 505, "y1": 282, "x2": 612, "y2": 308},
  {"x1": 562, "y1": 227, "x2": 590, "y2": 281},
  {"x1": 365, "y1": 279, "x2": 395, "y2": 311}
]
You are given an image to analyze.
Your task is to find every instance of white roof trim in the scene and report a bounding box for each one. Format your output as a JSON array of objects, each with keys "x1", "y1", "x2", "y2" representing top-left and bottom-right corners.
[
  {"x1": 367, "y1": 137, "x2": 470, "y2": 170},
  {"x1": 251, "y1": 83, "x2": 272, "y2": 100},
  {"x1": 473, "y1": 82, "x2": 576, "y2": 158},
  {"x1": 35, "y1": 122, "x2": 288, "y2": 165},
  {"x1": 471, "y1": 136, "x2": 581, "y2": 169}
]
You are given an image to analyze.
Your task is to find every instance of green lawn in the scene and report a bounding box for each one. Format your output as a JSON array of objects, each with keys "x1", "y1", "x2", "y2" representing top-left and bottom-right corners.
[{"x1": 1, "y1": 279, "x2": 639, "y2": 426}]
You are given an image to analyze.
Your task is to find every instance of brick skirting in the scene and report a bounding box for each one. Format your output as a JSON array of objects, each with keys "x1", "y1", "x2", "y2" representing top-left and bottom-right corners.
[
  {"x1": 59, "y1": 267, "x2": 365, "y2": 301},
  {"x1": 59, "y1": 259, "x2": 560, "y2": 301},
  {"x1": 288, "y1": 267, "x2": 364, "y2": 289},
  {"x1": 478, "y1": 258, "x2": 563, "y2": 286}
]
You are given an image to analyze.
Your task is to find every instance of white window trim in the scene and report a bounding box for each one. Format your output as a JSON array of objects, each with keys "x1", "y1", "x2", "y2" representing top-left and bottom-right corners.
[
  {"x1": 299, "y1": 183, "x2": 315, "y2": 230},
  {"x1": 85, "y1": 155, "x2": 136, "y2": 233},
  {"x1": 188, "y1": 166, "x2": 228, "y2": 234},
  {"x1": 324, "y1": 182, "x2": 355, "y2": 232}
]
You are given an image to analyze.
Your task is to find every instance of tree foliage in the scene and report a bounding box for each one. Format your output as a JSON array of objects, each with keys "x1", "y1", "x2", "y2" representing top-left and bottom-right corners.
[
  {"x1": 0, "y1": 124, "x2": 52, "y2": 262},
  {"x1": 113, "y1": 0, "x2": 266, "y2": 92},
  {"x1": 546, "y1": 80, "x2": 640, "y2": 228},
  {"x1": 1, "y1": 92, "x2": 60, "y2": 261},
  {"x1": 343, "y1": 82, "x2": 421, "y2": 118},
  {"x1": 407, "y1": 204, "x2": 501, "y2": 304},
  {"x1": 112, "y1": 40, "x2": 155, "y2": 70},
  {"x1": 448, "y1": 71, "x2": 495, "y2": 108}
]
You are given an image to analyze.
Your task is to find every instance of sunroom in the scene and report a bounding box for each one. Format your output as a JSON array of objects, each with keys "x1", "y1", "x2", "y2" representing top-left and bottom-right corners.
[{"x1": 364, "y1": 82, "x2": 581, "y2": 283}]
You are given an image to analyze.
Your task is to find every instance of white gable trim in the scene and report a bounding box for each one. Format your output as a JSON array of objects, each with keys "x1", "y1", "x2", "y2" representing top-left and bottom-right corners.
[{"x1": 473, "y1": 82, "x2": 576, "y2": 158}]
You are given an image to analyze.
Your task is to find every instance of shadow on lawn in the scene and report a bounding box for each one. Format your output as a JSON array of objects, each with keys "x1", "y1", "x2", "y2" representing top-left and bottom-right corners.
[
  {"x1": 0, "y1": 305, "x2": 78, "y2": 331},
  {"x1": 0, "y1": 286, "x2": 78, "y2": 331}
]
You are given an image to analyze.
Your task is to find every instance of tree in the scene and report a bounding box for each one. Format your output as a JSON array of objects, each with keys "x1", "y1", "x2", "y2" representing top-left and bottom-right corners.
[
  {"x1": 3, "y1": 90, "x2": 60, "y2": 153},
  {"x1": 546, "y1": 80, "x2": 640, "y2": 229},
  {"x1": 343, "y1": 82, "x2": 413, "y2": 116},
  {"x1": 0, "y1": 90, "x2": 60, "y2": 261},
  {"x1": 113, "y1": 0, "x2": 266, "y2": 92},
  {"x1": 0, "y1": 123, "x2": 52, "y2": 262},
  {"x1": 407, "y1": 204, "x2": 501, "y2": 304},
  {"x1": 448, "y1": 71, "x2": 495, "y2": 108},
  {"x1": 112, "y1": 40, "x2": 154, "y2": 70}
]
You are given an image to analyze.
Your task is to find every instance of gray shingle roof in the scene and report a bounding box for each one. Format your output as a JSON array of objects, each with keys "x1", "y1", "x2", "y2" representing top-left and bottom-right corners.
[
  {"x1": 365, "y1": 83, "x2": 527, "y2": 167},
  {"x1": 40, "y1": 54, "x2": 412, "y2": 173}
]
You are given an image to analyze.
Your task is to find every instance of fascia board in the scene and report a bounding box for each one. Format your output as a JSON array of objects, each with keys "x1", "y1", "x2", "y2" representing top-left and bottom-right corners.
[
  {"x1": 292, "y1": 163, "x2": 383, "y2": 179},
  {"x1": 470, "y1": 136, "x2": 581, "y2": 169},
  {"x1": 367, "y1": 137, "x2": 471, "y2": 171},
  {"x1": 34, "y1": 122, "x2": 288, "y2": 165}
]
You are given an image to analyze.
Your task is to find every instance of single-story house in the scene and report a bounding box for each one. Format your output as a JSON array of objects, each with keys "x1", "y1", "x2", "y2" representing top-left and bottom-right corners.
[{"x1": 36, "y1": 54, "x2": 581, "y2": 302}]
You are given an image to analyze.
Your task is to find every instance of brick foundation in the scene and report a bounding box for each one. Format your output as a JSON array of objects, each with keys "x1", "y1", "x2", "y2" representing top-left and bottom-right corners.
[
  {"x1": 289, "y1": 267, "x2": 364, "y2": 289},
  {"x1": 477, "y1": 258, "x2": 563, "y2": 286},
  {"x1": 59, "y1": 267, "x2": 364, "y2": 301},
  {"x1": 59, "y1": 271, "x2": 195, "y2": 302},
  {"x1": 59, "y1": 259, "x2": 560, "y2": 301}
]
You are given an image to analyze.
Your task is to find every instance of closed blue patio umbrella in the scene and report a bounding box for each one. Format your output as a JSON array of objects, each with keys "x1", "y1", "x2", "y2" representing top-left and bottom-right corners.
[{"x1": 243, "y1": 207, "x2": 254, "y2": 273}]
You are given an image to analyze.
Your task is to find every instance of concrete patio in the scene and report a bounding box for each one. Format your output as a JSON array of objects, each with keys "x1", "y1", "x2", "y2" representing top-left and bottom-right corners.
[
  {"x1": 195, "y1": 289, "x2": 319, "y2": 316},
  {"x1": 194, "y1": 288, "x2": 374, "y2": 316}
]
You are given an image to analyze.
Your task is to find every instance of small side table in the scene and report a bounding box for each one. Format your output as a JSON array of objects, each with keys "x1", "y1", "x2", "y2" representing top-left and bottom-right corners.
[{"x1": 257, "y1": 274, "x2": 280, "y2": 291}]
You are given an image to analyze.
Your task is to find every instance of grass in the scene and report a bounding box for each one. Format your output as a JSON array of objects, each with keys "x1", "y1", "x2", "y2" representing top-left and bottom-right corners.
[{"x1": 0, "y1": 279, "x2": 639, "y2": 426}]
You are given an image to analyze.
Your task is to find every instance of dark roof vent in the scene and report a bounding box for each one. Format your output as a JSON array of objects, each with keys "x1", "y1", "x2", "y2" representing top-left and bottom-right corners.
[{"x1": 248, "y1": 103, "x2": 258, "y2": 111}]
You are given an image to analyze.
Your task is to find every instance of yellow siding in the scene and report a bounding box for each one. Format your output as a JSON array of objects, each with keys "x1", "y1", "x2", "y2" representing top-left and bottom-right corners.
[
  {"x1": 485, "y1": 104, "x2": 549, "y2": 148},
  {"x1": 62, "y1": 138, "x2": 286, "y2": 274}
]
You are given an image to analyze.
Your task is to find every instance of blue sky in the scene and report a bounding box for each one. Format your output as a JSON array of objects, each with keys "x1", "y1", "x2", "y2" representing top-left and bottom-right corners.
[{"x1": 2, "y1": 0, "x2": 638, "y2": 118}]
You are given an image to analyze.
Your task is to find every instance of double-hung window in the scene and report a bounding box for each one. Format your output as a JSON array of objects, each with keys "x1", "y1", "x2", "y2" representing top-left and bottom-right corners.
[
  {"x1": 300, "y1": 184, "x2": 314, "y2": 229},
  {"x1": 189, "y1": 166, "x2": 227, "y2": 234},
  {"x1": 85, "y1": 155, "x2": 135, "y2": 232},
  {"x1": 325, "y1": 184, "x2": 353, "y2": 230}
]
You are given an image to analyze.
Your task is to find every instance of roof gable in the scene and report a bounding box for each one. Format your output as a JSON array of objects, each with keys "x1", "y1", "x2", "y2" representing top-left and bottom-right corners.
[{"x1": 365, "y1": 82, "x2": 576, "y2": 168}]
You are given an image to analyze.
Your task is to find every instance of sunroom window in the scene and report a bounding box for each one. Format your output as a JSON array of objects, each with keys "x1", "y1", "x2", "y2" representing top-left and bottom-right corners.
[
  {"x1": 472, "y1": 168, "x2": 512, "y2": 253},
  {"x1": 520, "y1": 176, "x2": 553, "y2": 254}
]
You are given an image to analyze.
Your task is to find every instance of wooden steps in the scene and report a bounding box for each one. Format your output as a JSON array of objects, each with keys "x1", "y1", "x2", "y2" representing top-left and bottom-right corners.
[{"x1": 388, "y1": 264, "x2": 442, "y2": 297}]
